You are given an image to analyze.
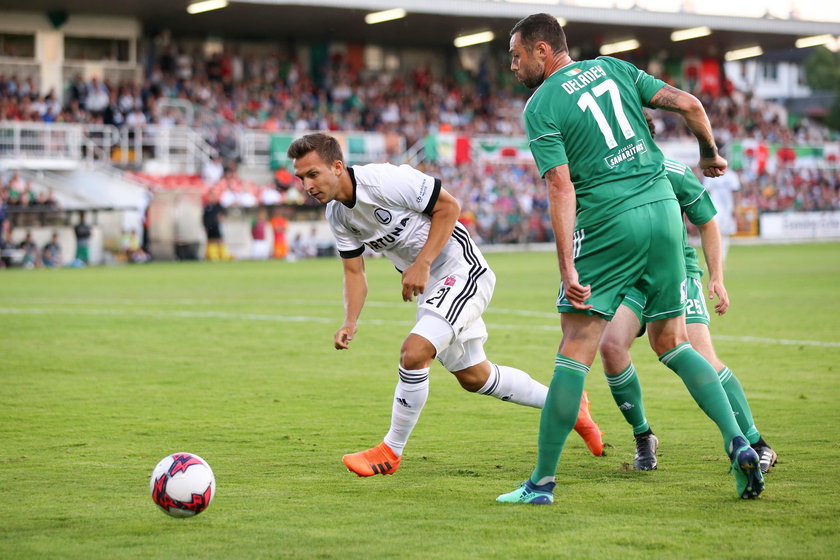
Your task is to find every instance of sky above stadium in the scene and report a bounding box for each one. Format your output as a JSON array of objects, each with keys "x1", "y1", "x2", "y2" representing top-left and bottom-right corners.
[{"x1": 565, "y1": 0, "x2": 840, "y2": 22}]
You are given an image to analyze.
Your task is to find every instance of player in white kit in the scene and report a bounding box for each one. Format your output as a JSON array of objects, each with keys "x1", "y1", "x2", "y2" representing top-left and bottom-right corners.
[
  {"x1": 288, "y1": 133, "x2": 604, "y2": 477},
  {"x1": 702, "y1": 169, "x2": 740, "y2": 262}
]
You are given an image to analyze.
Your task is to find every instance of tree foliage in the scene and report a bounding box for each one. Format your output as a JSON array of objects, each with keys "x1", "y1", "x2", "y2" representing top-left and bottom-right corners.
[
  {"x1": 804, "y1": 47, "x2": 840, "y2": 131},
  {"x1": 804, "y1": 47, "x2": 840, "y2": 90}
]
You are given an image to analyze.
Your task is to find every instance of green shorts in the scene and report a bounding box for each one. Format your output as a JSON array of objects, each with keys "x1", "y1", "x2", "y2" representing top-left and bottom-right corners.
[
  {"x1": 557, "y1": 198, "x2": 687, "y2": 321},
  {"x1": 75, "y1": 243, "x2": 89, "y2": 264},
  {"x1": 622, "y1": 274, "x2": 708, "y2": 326}
]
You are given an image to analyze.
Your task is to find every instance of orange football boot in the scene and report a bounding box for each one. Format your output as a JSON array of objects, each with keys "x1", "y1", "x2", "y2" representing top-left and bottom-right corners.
[
  {"x1": 574, "y1": 391, "x2": 605, "y2": 456},
  {"x1": 342, "y1": 442, "x2": 401, "y2": 477}
]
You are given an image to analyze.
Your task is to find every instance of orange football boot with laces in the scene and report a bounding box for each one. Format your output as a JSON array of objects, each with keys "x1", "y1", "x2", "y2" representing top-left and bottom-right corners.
[
  {"x1": 342, "y1": 442, "x2": 401, "y2": 477},
  {"x1": 574, "y1": 391, "x2": 605, "y2": 456}
]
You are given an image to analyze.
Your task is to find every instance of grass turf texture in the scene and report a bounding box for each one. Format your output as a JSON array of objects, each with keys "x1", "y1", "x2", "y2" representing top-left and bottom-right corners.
[{"x1": 0, "y1": 243, "x2": 838, "y2": 559}]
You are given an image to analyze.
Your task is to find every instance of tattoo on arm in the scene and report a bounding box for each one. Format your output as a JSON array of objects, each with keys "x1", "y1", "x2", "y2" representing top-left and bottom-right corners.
[
  {"x1": 544, "y1": 167, "x2": 563, "y2": 182},
  {"x1": 699, "y1": 143, "x2": 717, "y2": 158},
  {"x1": 651, "y1": 85, "x2": 681, "y2": 111},
  {"x1": 652, "y1": 85, "x2": 717, "y2": 157}
]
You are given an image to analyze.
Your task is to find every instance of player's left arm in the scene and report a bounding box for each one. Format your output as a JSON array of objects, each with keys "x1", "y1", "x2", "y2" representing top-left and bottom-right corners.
[
  {"x1": 696, "y1": 217, "x2": 729, "y2": 315},
  {"x1": 401, "y1": 187, "x2": 460, "y2": 302},
  {"x1": 649, "y1": 85, "x2": 727, "y2": 178}
]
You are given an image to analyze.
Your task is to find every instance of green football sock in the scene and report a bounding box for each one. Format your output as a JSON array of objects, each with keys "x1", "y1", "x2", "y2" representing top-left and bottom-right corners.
[
  {"x1": 718, "y1": 367, "x2": 761, "y2": 444},
  {"x1": 530, "y1": 354, "x2": 589, "y2": 485},
  {"x1": 605, "y1": 363, "x2": 650, "y2": 435},
  {"x1": 659, "y1": 343, "x2": 744, "y2": 452}
]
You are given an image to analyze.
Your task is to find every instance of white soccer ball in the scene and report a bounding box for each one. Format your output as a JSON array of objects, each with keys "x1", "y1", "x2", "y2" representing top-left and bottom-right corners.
[{"x1": 149, "y1": 452, "x2": 216, "y2": 518}]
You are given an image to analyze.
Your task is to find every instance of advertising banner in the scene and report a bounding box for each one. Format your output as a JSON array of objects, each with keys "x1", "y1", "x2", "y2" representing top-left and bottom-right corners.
[{"x1": 760, "y1": 212, "x2": 840, "y2": 239}]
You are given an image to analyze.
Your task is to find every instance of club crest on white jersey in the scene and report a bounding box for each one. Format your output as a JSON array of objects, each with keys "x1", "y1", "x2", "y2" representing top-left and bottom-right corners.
[{"x1": 327, "y1": 163, "x2": 478, "y2": 273}]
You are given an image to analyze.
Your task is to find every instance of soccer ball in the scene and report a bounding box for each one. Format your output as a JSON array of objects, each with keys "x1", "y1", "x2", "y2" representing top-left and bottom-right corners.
[{"x1": 149, "y1": 452, "x2": 216, "y2": 518}]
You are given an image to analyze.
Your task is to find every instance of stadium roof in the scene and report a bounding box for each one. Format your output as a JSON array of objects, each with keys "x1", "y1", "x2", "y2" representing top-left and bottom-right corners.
[{"x1": 2, "y1": 0, "x2": 839, "y2": 58}]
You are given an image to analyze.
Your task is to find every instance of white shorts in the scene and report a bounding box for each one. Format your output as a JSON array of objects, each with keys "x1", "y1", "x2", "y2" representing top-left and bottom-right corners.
[
  {"x1": 410, "y1": 310, "x2": 488, "y2": 372},
  {"x1": 409, "y1": 252, "x2": 495, "y2": 371},
  {"x1": 416, "y1": 265, "x2": 495, "y2": 337}
]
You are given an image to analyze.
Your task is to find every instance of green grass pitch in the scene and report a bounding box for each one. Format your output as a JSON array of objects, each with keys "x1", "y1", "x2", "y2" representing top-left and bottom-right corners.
[{"x1": 1, "y1": 243, "x2": 838, "y2": 559}]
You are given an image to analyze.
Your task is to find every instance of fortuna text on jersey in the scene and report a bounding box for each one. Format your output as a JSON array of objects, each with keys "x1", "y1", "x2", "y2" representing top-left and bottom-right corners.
[{"x1": 366, "y1": 216, "x2": 410, "y2": 251}]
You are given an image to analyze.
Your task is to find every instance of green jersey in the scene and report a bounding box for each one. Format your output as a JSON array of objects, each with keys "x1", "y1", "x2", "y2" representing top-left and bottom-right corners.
[
  {"x1": 524, "y1": 56, "x2": 674, "y2": 228},
  {"x1": 664, "y1": 158, "x2": 717, "y2": 277}
]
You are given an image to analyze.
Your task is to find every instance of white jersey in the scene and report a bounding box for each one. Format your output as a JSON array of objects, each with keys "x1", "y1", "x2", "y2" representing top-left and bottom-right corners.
[
  {"x1": 702, "y1": 172, "x2": 740, "y2": 235},
  {"x1": 327, "y1": 163, "x2": 494, "y2": 333},
  {"x1": 326, "y1": 163, "x2": 487, "y2": 275}
]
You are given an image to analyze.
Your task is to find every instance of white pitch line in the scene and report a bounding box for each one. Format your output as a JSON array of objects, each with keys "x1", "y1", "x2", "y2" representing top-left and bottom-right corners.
[
  {"x1": 0, "y1": 307, "x2": 335, "y2": 324},
  {"x1": 1, "y1": 307, "x2": 838, "y2": 348},
  {"x1": 712, "y1": 334, "x2": 840, "y2": 348},
  {"x1": 0, "y1": 297, "x2": 561, "y2": 318}
]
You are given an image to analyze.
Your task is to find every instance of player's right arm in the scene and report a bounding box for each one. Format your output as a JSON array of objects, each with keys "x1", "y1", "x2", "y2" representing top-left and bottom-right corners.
[
  {"x1": 522, "y1": 102, "x2": 590, "y2": 309},
  {"x1": 545, "y1": 164, "x2": 591, "y2": 310},
  {"x1": 649, "y1": 84, "x2": 727, "y2": 178},
  {"x1": 335, "y1": 255, "x2": 367, "y2": 349}
]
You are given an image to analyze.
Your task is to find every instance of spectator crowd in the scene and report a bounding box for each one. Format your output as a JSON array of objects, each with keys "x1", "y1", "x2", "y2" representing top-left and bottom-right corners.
[{"x1": 1, "y1": 42, "x2": 839, "y2": 247}]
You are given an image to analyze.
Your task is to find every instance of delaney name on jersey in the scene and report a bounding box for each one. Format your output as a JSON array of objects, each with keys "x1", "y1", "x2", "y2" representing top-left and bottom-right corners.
[{"x1": 560, "y1": 65, "x2": 607, "y2": 95}]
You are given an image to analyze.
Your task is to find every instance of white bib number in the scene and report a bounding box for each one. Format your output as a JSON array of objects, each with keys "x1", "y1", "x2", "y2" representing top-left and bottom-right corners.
[{"x1": 576, "y1": 79, "x2": 636, "y2": 149}]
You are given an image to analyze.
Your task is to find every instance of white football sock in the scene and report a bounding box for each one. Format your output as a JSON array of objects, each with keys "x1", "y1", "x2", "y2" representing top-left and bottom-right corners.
[
  {"x1": 477, "y1": 363, "x2": 547, "y2": 409},
  {"x1": 383, "y1": 367, "x2": 430, "y2": 457}
]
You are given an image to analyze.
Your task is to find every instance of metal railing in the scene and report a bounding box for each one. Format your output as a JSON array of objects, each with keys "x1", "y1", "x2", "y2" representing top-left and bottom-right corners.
[
  {"x1": 1, "y1": 121, "x2": 412, "y2": 174},
  {"x1": 238, "y1": 129, "x2": 271, "y2": 168},
  {"x1": 238, "y1": 129, "x2": 407, "y2": 168},
  {"x1": 108, "y1": 125, "x2": 216, "y2": 174},
  {"x1": 0, "y1": 122, "x2": 215, "y2": 174},
  {"x1": 0, "y1": 122, "x2": 95, "y2": 163}
]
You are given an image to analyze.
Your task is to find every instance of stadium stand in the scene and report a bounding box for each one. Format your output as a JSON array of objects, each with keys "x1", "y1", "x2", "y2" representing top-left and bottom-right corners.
[{"x1": 0, "y1": 2, "x2": 838, "y2": 264}]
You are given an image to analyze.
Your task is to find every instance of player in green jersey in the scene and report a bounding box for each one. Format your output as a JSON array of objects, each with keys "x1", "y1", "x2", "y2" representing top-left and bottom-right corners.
[
  {"x1": 497, "y1": 13, "x2": 763, "y2": 505},
  {"x1": 600, "y1": 113, "x2": 777, "y2": 473}
]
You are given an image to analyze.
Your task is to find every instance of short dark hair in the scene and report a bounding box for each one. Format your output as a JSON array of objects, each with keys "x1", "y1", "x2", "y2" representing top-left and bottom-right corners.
[
  {"x1": 287, "y1": 133, "x2": 345, "y2": 164},
  {"x1": 510, "y1": 13, "x2": 568, "y2": 55}
]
